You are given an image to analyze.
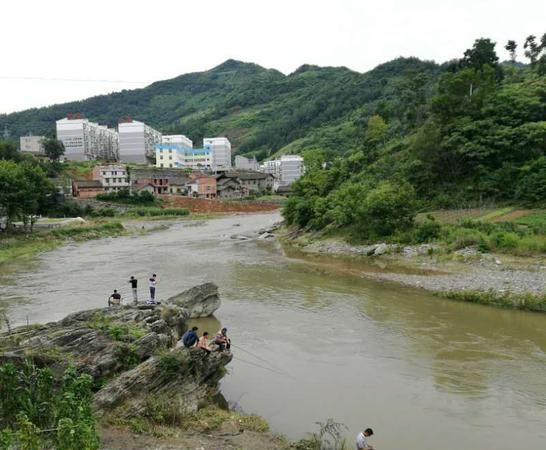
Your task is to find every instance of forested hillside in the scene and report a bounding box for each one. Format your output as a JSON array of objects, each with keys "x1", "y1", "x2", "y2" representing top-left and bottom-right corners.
[
  {"x1": 1, "y1": 57, "x2": 439, "y2": 159},
  {"x1": 284, "y1": 35, "x2": 546, "y2": 241}
]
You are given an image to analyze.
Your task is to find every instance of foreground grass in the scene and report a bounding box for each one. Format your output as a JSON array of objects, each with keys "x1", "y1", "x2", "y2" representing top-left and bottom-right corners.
[
  {"x1": 0, "y1": 221, "x2": 126, "y2": 266},
  {"x1": 438, "y1": 290, "x2": 546, "y2": 313},
  {"x1": 106, "y1": 405, "x2": 269, "y2": 437}
]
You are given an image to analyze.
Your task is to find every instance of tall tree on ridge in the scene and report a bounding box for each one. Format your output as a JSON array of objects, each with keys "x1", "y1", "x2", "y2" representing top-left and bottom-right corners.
[{"x1": 505, "y1": 40, "x2": 517, "y2": 64}]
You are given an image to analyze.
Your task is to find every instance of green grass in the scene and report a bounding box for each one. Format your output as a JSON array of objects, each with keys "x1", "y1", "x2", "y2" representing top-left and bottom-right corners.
[
  {"x1": 0, "y1": 221, "x2": 126, "y2": 266},
  {"x1": 513, "y1": 210, "x2": 546, "y2": 227},
  {"x1": 477, "y1": 207, "x2": 516, "y2": 222},
  {"x1": 87, "y1": 312, "x2": 146, "y2": 341},
  {"x1": 438, "y1": 290, "x2": 546, "y2": 312},
  {"x1": 181, "y1": 406, "x2": 269, "y2": 433},
  {"x1": 129, "y1": 207, "x2": 190, "y2": 217}
]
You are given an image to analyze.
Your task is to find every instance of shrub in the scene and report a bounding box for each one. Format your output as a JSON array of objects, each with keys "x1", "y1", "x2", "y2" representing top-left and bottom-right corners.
[
  {"x1": 0, "y1": 363, "x2": 99, "y2": 450},
  {"x1": 413, "y1": 219, "x2": 442, "y2": 243},
  {"x1": 132, "y1": 207, "x2": 189, "y2": 217},
  {"x1": 96, "y1": 189, "x2": 157, "y2": 206}
]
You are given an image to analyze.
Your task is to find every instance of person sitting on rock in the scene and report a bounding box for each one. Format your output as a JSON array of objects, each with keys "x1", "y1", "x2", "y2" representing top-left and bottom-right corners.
[
  {"x1": 108, "y1": 290, "x2": 122, "y2": 307},
  {"x1": 197, "y1": 331, "x2": 211, "y2": 354},
  {"x1": 177, "y1": 326, "x2": 199, "y2": 348},
  {"x1": 214, "y1": 328, "x2": 231, "y2": 351}
]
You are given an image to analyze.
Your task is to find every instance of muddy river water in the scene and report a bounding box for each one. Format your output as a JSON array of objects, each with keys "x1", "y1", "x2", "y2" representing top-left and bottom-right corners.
[{"x1": 1, "y1": 213, "x2": 545, "y2": 450}]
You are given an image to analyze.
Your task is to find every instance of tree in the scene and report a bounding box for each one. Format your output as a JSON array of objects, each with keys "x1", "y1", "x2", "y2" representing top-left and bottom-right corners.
[
  {"x1": 523, "y1": 35, "x2": 540, "y2": 66},
  {"x1": 0, "y1": 160, "x2": 54, "y2": 231},
  {"x1": 42, "y1": 137, "x2": 65, "y2": 162},
  {"x1": 505, "y1": 40, "x2": 517, "y2": 63},
  {"x1": 462, "y1": 38, "x2": 499, "y2": 71}
]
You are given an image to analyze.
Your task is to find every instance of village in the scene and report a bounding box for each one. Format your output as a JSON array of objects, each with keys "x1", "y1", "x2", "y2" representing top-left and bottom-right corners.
[{"x1": 19, "y1": 114, "x2": 305, "y2": 202}]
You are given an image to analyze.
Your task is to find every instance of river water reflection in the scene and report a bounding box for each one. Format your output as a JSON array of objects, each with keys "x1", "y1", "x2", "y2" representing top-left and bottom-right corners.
[{"x1": 1, "y1": 213, "x2": 545, "y2": 450}]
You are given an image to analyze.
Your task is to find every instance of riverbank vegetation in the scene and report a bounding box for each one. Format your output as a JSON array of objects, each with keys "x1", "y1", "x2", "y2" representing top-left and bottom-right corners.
[
  {"x1": 438, "y1": 290, "x2": 546, "y2": 312},
  {"x1": 0, "y1": 221, "x2": 126, "y2": 266},
  {"x1": 0, "y1": 363, "x2": 100, "y2": 450},
  {"x1": 284, "y1": 35, "x2": 546, "y2": 257}
]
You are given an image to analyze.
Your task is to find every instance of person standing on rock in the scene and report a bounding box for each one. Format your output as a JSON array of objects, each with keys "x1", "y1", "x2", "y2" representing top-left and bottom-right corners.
[
  {"x1": 356, "y1": 428, "x2": 374, "y2": 450},
  {"x1": 149, "y1": 274, "x2": 158, "y2": 302},
  {"x1": 197, "y1": 331, "x2": 212, "y2": 354},
  {"x1": 128, "y1": 276, "x2": 138, "y2": 304}
]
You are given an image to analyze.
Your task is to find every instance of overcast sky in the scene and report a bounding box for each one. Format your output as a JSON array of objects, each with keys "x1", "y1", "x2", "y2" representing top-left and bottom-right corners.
[{"x1": 1, "y1": 0, "x2": 544, "y2": 114}]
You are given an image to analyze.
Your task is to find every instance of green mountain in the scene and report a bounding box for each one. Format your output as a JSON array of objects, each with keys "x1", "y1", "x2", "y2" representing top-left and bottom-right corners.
[{"x1": 0, "y1": 58, "x2": 439, "y2": 159}]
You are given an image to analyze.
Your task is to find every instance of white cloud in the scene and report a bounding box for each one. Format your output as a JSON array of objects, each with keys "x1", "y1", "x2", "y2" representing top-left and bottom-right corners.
[{"x1": 1, "y1": 0, "x2": 544, "y2": 113}]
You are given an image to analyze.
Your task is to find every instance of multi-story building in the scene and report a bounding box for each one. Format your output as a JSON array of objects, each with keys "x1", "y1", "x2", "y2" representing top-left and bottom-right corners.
[
  {"x1": 118, "y1": 119, "x2": 162, "y2": 163},
  {"x1": 279, "y1": 154, "x2": 305, "y2": 184},
  {"x1": 188, "y1": 175, "x2": 217, "y2": 199},
  {"x1": 261, "y1": 155, "x2": 304, "y2": 186},
  {"x1": 92, "y1": 165, "x2": 130, "y2": 192},
  {"x1": 131, "y1": 168, "x2": 189, "y2": 195},
  {"x1": 204, "y1": 137, "x2": 231, "y2": 170},
  {"x1": 261, "y1": 159, "x2": 281, "y2": 179},
  {"x1": 155, "y1": 134, "x2": 194, "y2": 169},
  {"x1": 56, "y1": 115, "x2": 118, "y2": 161},
  {"x1": 19, "y1": 135, "x2": 45, "y2": 155},
  {"x1": 234, "y1": 155, "x2": 259, "y2": 171}
]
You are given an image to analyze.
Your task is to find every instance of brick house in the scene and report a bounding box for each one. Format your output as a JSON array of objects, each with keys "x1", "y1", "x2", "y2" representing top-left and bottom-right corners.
[{"x1": 72, "y1": 180, "x2": 104, "y2": 198}]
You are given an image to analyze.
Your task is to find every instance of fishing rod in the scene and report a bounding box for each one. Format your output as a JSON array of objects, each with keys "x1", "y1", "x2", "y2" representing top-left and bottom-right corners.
[
  {"x1": 234, "y1": 355, "x2": 297, "y2": 380},
  {"x1": 231, "y1": 343, "x2": 281, "y2": 369}
]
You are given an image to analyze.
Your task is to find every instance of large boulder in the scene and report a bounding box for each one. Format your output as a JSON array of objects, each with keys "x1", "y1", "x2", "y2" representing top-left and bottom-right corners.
[
  {"x1": 166, "y1": 282, "x2": 221, "y2": 318},
  {"x1": 0, "y1": 306, "x2": 180, "y2": 379},
  {"x1": 93, "y1": 347, "x2": 232, "y2": 419}
]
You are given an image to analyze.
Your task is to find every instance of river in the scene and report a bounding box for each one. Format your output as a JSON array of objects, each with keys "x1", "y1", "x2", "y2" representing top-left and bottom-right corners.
[{"x1": 1, "y1": 213, "x2": 545, "y2": 450}]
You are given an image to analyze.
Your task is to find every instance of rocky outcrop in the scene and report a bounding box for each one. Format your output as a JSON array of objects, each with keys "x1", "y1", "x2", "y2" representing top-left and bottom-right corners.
[
  {"x1": 0, "y1": 284, "x2": 232, "y2": 422},
  {"x1": 166, "y1": 282, "x2": 221, "y2": 318},
  {"x1": 0, "y1": 306, "x2": 181, "y2": 378},
  {"x1": 94, "y1": 347, "x2": 232, "y2": 418}
]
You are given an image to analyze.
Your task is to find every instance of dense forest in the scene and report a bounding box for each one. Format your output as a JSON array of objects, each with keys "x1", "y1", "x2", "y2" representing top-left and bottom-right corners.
[{"x1": 283, "y1": 35, "x2": 546, "y2": 241}]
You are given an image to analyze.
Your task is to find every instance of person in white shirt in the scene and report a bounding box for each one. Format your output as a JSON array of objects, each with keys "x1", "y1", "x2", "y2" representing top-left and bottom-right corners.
[
  {"x1": 356, "y1": 428, "x2": 374, "y2": 450},
  {"x1": 149, "y1": 274, "x2": 158, "y2": 302}
]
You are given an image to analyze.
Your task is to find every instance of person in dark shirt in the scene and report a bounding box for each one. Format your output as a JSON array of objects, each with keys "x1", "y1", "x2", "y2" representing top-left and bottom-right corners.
[
  {"x1": 128, "y1": 276, "x2": 138, "y2": 304},
  {"x1": 178, "y1": 326, "x2": 199, "y2": 348},
  {"x1": 108, "y1": 289, "x2": 122, "y2": 306}
]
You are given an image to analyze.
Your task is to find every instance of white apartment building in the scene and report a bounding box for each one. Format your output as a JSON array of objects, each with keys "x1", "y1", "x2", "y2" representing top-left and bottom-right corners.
[
  {"x1": 235, "y1": 155, "x2": 259, "y2": 171},
  {"x1": 20, "y1": 135, "x2": 45, "y2": 154},
  {"x1": 162, "y1": 134, "x2": 193, "y2": 148},
  {"x1": 92, "y1": 165, "x2": 130, "y2": 192},
  {"x1": 118, "y1": 120, "x2": 162, "y2": 163},
  {"x1": 56, "y1": 116, "x2": 118, "y2": 161},
  {"x1": 261, "y1": 155, "x2": 304, "y2": 185},
  {"x1": 204, "y1": 137, "x2": 231, "y2": 170},
  {"x1": 279, "y1": 155, "x2": 305, "y2": 184},
  {"x1": 261, "y1": 159, "x2": 281, "y2": 178}
]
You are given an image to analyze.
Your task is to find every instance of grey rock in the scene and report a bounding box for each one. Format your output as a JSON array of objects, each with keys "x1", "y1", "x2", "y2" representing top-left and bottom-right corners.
[
  {"x1": 166, "y1": 282, "x2": 221, "y2": 318},
  {"x1": 257, "y1": 232, "x2": 274, "y2": 240},
  {"x1": 373, "y1": 243, "x2": 389, "y2": 256},
  {"x1": 93, "y1": 348, "x2": 232, "y2": 419}
]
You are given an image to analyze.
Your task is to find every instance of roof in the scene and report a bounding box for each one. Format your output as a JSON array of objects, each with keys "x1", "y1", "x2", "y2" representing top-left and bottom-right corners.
[
  {"x1": 217, "y1": 178, "x2": 242, "y2": 189},
  {"x1": 219, "y1": 171, "x2": 271, "y2": 181},
  {"x1": 75, "y1": 180, "x2": 103, "y2": 188},
  {"x1": 168, "y1": 176, "x2": 191, "y2": 186},
  {"x1": 134, "y1": 183, "x2": 155, "y2": 191}
]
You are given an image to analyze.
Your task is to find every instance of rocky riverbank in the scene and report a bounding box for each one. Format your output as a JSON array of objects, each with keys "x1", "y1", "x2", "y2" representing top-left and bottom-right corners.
[
  {"x1": 0, "y1": 282, "x2": 288, "y2": 450},
  {"x1": 281, "y1": 230, "x2": 546, "y2": 311}
]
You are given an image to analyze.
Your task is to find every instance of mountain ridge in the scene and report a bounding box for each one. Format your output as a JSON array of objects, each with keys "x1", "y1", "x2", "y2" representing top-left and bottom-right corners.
[{"x1": 0, "y1": 57, "x2": 439, "y2": 156}]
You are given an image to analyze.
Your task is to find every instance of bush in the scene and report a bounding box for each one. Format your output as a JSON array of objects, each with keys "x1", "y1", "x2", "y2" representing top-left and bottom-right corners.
[
  {"x1": 96, "y1": 190, "x2": 157, "y2": 206},
  {"x1": 132, "y1": 207, "x2": 189, "y2": 217},
  {"x1": 0, "y1": 363, "x2": 100, "y2": 450},
  {"x1": 413, "y1": 218, "x2": 442, "y2": 243}
]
